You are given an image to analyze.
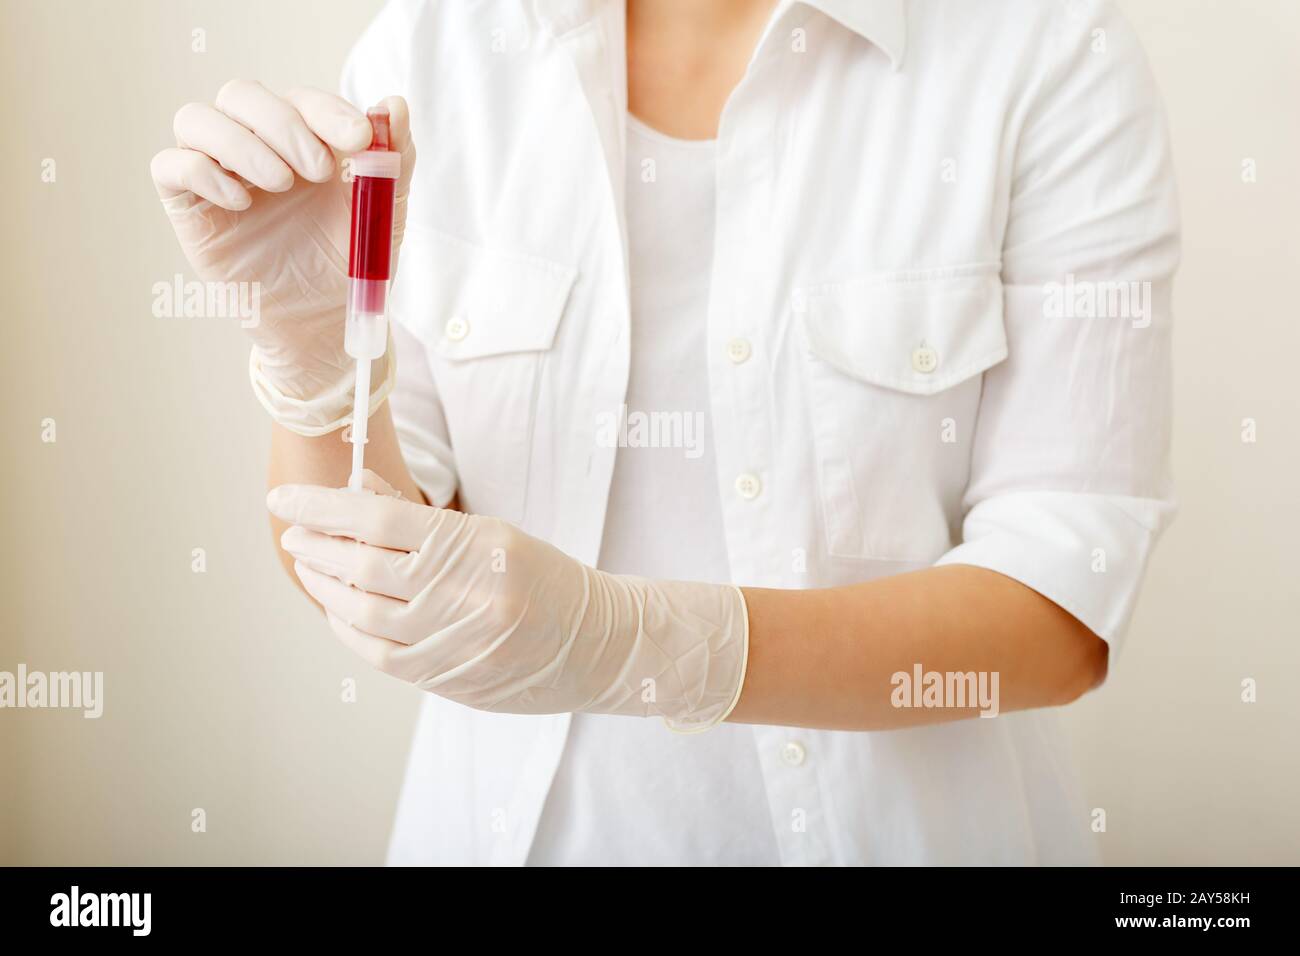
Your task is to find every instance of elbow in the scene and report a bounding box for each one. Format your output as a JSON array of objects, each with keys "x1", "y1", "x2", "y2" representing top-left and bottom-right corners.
[{"x1": 1054, "y1": 624, "x2": 1110, "y2": 706}]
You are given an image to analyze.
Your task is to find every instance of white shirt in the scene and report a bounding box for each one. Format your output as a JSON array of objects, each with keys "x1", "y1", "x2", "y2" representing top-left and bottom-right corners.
[
  {"x1": 595, "y1": 119, "x2": 731, "y2": 585},
  {"x1": 528, "y1": 117, "x2": 777, "y2": 865},
  {"x1": 345, "y1": 0, "x2": 1179, "y2": 866}
]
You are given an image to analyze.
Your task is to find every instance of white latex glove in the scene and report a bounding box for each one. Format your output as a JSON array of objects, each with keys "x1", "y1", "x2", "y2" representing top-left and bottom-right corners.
[
  {"x1": 150, "y1": 82, "x2": 416, "y2": 435},
  {"x1": 267, "y1": 472, "x2": 749, "y2": 731}
]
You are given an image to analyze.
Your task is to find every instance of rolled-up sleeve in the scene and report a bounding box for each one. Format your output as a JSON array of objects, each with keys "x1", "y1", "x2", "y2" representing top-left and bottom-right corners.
[
  {"x1": 935, "y1": 1, "x2": 1180, "y2": 651},
  {"x1": 387, "y1": 321, "x2": 459, "y2": 507}
]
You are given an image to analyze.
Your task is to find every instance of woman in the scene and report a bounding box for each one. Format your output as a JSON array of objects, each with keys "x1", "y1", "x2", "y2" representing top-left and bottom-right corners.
[{"x1": 152, "y1": 0, "x2": 1178, "y2": 865}]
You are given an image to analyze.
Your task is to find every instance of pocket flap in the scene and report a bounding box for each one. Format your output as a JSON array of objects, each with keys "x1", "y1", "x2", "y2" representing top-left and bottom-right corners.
[
  {"x1": 392, "y1": 224, "x2": 578, "y2": 360},
  {"x1": 799, "y1": 265, "x2": 1007, "y2": 394}
]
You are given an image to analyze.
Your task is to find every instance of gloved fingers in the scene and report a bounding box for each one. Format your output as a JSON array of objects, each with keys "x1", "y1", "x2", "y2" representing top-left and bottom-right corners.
[
  {"x1": 214, "y1": 79, "x2": 340, "y2": 184},
  {"x1": 173, "y1": 101, "x2": 295, "y2": 193},
  {"x1": 267, "y1": 483, "x2": 432, "y2": 552},
  {"x1": 150, "y1": 147, "x2": 251, "y2": 209},
  {"x1": 358, "y1": 468, "x2": 402, "y2": 498},
  {"x1": 281, "y1": 525, "x2": 419, "y2": 601},
  {"x1": 324, "y1": 611, "x2": 408, "y2": 674},
  {"x1": 294, "y1": 561, "x2": 413, "y2": 643},
  {"x1": 374, "y1": 95, "x2": 417, "y2": 198},
  {"x1": 281, "y1": 85, "x2": 374, "y2": 157}
]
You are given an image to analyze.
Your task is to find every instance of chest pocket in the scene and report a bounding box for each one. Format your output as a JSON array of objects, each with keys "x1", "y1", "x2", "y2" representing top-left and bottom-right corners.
[
  {"x1": 392, "y1": 224, "x2": 577, "y2": 523},
  {"x1": 797, "y1": 265, "x2": 1007, "y2": 562}
]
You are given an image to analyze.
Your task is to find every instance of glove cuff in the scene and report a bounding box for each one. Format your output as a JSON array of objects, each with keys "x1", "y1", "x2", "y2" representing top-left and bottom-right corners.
[
  {"x1": 248, "y1": 334, "x2": 397, "y2": 437},
  {"x1": 661, "y1": 584, "x2": 751, "y2": 734}
]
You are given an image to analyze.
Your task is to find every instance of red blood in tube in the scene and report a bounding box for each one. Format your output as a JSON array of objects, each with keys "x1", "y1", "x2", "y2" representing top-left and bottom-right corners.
[
  {"x1": 349, "y1": 178, "x2": 394, "y2": 281},
  {"x1": 348, "y1": 111, "x2": 397, "y2": 312}
]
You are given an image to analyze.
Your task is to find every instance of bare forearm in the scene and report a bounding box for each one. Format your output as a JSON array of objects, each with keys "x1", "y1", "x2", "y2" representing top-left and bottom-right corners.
[
  {"x1": 729, "y1": 564, "x2": 1108, "y2": 731},
  {"x1": 268, "y1": 403, "x2": 426, "y2": 583}
]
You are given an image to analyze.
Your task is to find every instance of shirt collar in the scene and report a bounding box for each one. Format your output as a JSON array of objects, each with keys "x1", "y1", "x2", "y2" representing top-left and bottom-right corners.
[
  {"x1": 531, "y1": 0, "x2": 608, "y2": 37},
  {"x1": 533, "y1": 0, "x2": 906, "y2": 63},
  {"x1": 789, "y1": 0, "x2": 907, "y2": 69}
]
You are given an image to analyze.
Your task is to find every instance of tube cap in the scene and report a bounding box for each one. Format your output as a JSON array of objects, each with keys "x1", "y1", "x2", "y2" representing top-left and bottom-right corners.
[{"x1": 351, "y1": 151, "x2": 401, "y2": 179}]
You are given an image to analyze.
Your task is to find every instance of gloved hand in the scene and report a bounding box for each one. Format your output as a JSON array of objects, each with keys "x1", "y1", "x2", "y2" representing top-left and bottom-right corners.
[
  {"x1": 150, "y1": 82, "x2": 416, "y2": 435},
  {"x1": 267, "y1": 473, "x2": 750, "y2": 731}
]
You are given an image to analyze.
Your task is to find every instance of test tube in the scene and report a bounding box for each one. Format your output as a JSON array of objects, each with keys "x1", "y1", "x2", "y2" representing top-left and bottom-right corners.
[{"x1": 345, "y1": 107, "x2": 401, "y2": 491}]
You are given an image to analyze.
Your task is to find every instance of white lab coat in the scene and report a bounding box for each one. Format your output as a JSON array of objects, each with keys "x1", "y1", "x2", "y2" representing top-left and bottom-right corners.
[{"x1": 340, "y1": 0, "x2": 1179, "y2": 865}]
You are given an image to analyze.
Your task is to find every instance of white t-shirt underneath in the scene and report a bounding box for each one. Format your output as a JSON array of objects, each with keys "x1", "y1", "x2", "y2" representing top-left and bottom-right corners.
[{"x1": 527, "y1": 116, "x2": 778, "y2": 865}]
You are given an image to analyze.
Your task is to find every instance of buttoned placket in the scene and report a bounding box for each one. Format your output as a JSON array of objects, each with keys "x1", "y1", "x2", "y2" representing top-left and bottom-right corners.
[
  {"x1": 510, "y1": 0, "x2": 634, "y2": 867},
  {"x1": 707, "y1": 7, "x2": 839, "y2": 867}
]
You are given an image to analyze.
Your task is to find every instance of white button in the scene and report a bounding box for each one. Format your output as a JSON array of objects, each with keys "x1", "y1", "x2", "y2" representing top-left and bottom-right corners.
[
  {"x1": 911, "y1": 345, "x2": 938, "y2": 373},
  {"x1": 445, "y1": 316, "x2": 469, "y2": 341},
  {"x1": 781, "y1": 741, "x2": 806, "y2": 767},
  {"x1": 726, "y1": 337, "x2": 752, "y2": 364},
  {"x1": 734, "y1": 473, "x2": 762, "y2": 500}
]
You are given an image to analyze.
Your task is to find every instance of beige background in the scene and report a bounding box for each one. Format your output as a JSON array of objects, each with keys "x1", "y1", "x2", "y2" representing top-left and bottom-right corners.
[{"x1": 1, "y1": 0, "x2": 1296, "y2": 865}]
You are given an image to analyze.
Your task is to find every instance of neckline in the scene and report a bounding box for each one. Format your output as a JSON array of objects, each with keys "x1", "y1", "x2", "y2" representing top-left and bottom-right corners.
[{"x1": 627, "y1": 113, "x2": 718, "y2": 151}]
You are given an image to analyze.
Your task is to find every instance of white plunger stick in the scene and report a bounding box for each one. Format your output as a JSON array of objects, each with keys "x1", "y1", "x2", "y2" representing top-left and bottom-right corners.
[{"x1": 348, "y1": 359, "x2": 372, "y2": 491}]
